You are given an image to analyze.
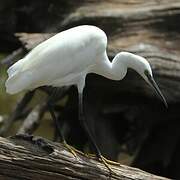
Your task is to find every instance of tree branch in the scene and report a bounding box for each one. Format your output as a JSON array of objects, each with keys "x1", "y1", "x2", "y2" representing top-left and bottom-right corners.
[{"x1": 0, "y1": 135, "x2": 169, "y2": 180}]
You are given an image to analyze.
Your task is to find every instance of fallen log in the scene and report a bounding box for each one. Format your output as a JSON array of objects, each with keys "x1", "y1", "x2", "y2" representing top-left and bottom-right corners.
[
  {"x1": 0, "y1": 135, "x2": 169, "y2": 180},
  {"x1": 1, "y1": 1, "x2": 180, "y2": 179}
]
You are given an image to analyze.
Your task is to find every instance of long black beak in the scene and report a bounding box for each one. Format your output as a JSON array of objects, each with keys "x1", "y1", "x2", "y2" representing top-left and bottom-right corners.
[{"x1": 147, "y1": 75, "x2": 168, "y2": 108}]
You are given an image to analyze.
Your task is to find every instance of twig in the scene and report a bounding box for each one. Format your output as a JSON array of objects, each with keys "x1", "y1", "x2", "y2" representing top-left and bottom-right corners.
[
  {"x1": 15, "y1": 33, "x2": 55, "y2": 50},
  {"x1": 1, "y1": 48, "x2": 25, "y2": 66},
  {"x1": 0, "y1": 91, "x2": 35, "y2": 136},
  {"x1": 17, "y1": 104, "x2": 47, "y2": 134}
]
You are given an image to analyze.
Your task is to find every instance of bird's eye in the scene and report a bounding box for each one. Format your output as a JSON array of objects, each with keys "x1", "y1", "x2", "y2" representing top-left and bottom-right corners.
[{"x1": 144, "y1": 70, "x2": 150, "y2": 77}]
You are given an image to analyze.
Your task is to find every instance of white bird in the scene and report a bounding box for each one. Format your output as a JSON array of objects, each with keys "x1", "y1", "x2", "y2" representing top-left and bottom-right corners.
[{"x1": 5, "y1": 25, "x2": 167, "y2": 172}]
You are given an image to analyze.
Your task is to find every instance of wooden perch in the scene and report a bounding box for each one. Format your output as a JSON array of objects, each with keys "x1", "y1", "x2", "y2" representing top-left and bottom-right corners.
[
  {"x1": 0, "y1": 135, "x2": 169, "y2": 180},
  {"x1": 0, "y1": 1, "x2": 180, "y2": 179}
]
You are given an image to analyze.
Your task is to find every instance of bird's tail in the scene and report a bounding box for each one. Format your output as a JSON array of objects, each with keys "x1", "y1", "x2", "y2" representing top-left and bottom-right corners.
[
  {"x1": 5, "y1": 59, "x2": 31, "y2": 94},
  {"x1": 7, "y1": 59, "x2": 24, "y2": 77}
]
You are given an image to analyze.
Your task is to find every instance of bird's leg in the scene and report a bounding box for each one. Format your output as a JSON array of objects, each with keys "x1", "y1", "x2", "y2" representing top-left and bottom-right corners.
[
  {"x1": 78, "y1": 92, "x2": 116, "y2": 174},
  {"x1": 47, "y1": 88, "x2": 77, "y2": 157}
]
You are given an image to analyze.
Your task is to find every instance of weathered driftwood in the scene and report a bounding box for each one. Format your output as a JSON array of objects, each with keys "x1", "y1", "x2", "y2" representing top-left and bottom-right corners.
[
  {"x1": 0, "y1": 135, "x2": 169, "y2": 180},
  {"x1": 1, "y1": 1, "x2": 180, "y2": 179},
  {"x1": 17, "y1": 104, "x2": 46, "y2": 134},
  {"x1": 0, "y1": 91, "x2": 35, "y2": 136}
]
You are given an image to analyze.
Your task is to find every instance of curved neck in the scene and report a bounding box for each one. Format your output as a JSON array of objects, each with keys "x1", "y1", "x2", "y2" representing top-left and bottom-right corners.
[{"x1": 91, "y1": 52, "x2": 127, "y2": 80}]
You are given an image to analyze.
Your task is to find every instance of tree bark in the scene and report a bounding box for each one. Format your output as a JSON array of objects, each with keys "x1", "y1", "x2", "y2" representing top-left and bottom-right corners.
[
  {"x1": 0, "y1": 135, "x2": 169, "y2": 180},
  {"x1": 1, "y1": 1, "x2": 180, "y2": 179}
]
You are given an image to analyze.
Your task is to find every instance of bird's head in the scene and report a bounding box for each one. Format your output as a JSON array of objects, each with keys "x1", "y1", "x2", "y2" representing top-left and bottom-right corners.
[
  {"x1": 142, "y1": 68, "x2": 167, "y2": 108},
  {"x1": 116, "y1": 52, "x2": 167, "y2": 107}
]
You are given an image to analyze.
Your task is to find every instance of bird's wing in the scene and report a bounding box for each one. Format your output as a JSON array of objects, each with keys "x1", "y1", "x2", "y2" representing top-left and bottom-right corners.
[
  {"x1": 6, "y1": 39, "x2": 96, "y2": 94},
  {"x1": 6, "y1": 25, "x2": 107, "y2": 94}
]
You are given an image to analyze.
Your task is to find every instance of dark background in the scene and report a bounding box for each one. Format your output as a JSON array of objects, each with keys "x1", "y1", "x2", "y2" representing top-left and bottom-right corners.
[{"x1": 1, "y1": 1, "x2": 180, "y2": 179}]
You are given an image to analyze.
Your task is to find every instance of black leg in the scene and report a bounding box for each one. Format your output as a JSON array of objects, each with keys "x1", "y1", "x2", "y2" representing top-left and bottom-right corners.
[
  {"x1": 47, "y1": 88, "x2": 77, "y2": 157},
  {"x1": 78, "y1": 92, "x2": 102, "y2": 157},
  {"x1": 48, "y1": 103, "x2": 65, "y2": 143},
  {"x1": 47, "y1": 88, "x2": 65, "y2": 142},
  {"x1": 78, "y1": 92, "x2": 119, "y2": 175}
]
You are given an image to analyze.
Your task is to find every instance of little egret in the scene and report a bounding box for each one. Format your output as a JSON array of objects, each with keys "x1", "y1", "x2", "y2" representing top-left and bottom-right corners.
[{"x1": 5, "y1": 25, "x2": 167, "y2": 172}]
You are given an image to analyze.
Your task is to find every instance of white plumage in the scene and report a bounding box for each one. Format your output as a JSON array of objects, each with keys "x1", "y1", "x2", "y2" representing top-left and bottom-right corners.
[
  {"x1": 5, "y1": 25, "x2": 167, "y2": 172},
  {"x1": 6, "y1": 25, "x2": 107, "y2": 94},
  {"x1": 5, "y1": 25, "x2": 166, "y2": 103}
]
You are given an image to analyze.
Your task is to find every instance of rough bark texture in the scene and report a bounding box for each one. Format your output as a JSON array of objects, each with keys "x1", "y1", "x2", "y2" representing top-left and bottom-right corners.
[
  {"x1": 0, "y1": 135, "x2": 169, "y2": 180},
  {"x1": 1, "y1": 0, "x2": 180, "y2": 179}
]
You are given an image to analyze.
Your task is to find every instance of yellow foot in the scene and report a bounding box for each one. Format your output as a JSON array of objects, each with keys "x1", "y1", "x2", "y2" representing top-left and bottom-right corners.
[
  {"x1": 84, "y1": 152, "x2": 95, "y2": 158},
  {"x1": 86, "y1": 153, "x2": 119, "y2": 175},
  {"x1": 100, "y1": 156, "x2": 120, "y2": 166},
  {"x1": 99, "y1": 155, "x2": 117, "y2": 175},
  {"x1": 62, "y1": 141, "x2": 77, "y2": 157},
  {"x1": 86, "y1": 153, "x2": 120, "y2": 166},
  {"x1": 68, "y1": 144, "x2": 86, "y2": 156},
  {"x1": 62, "y1": 141, "x2": 86, "y2": 157}
]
